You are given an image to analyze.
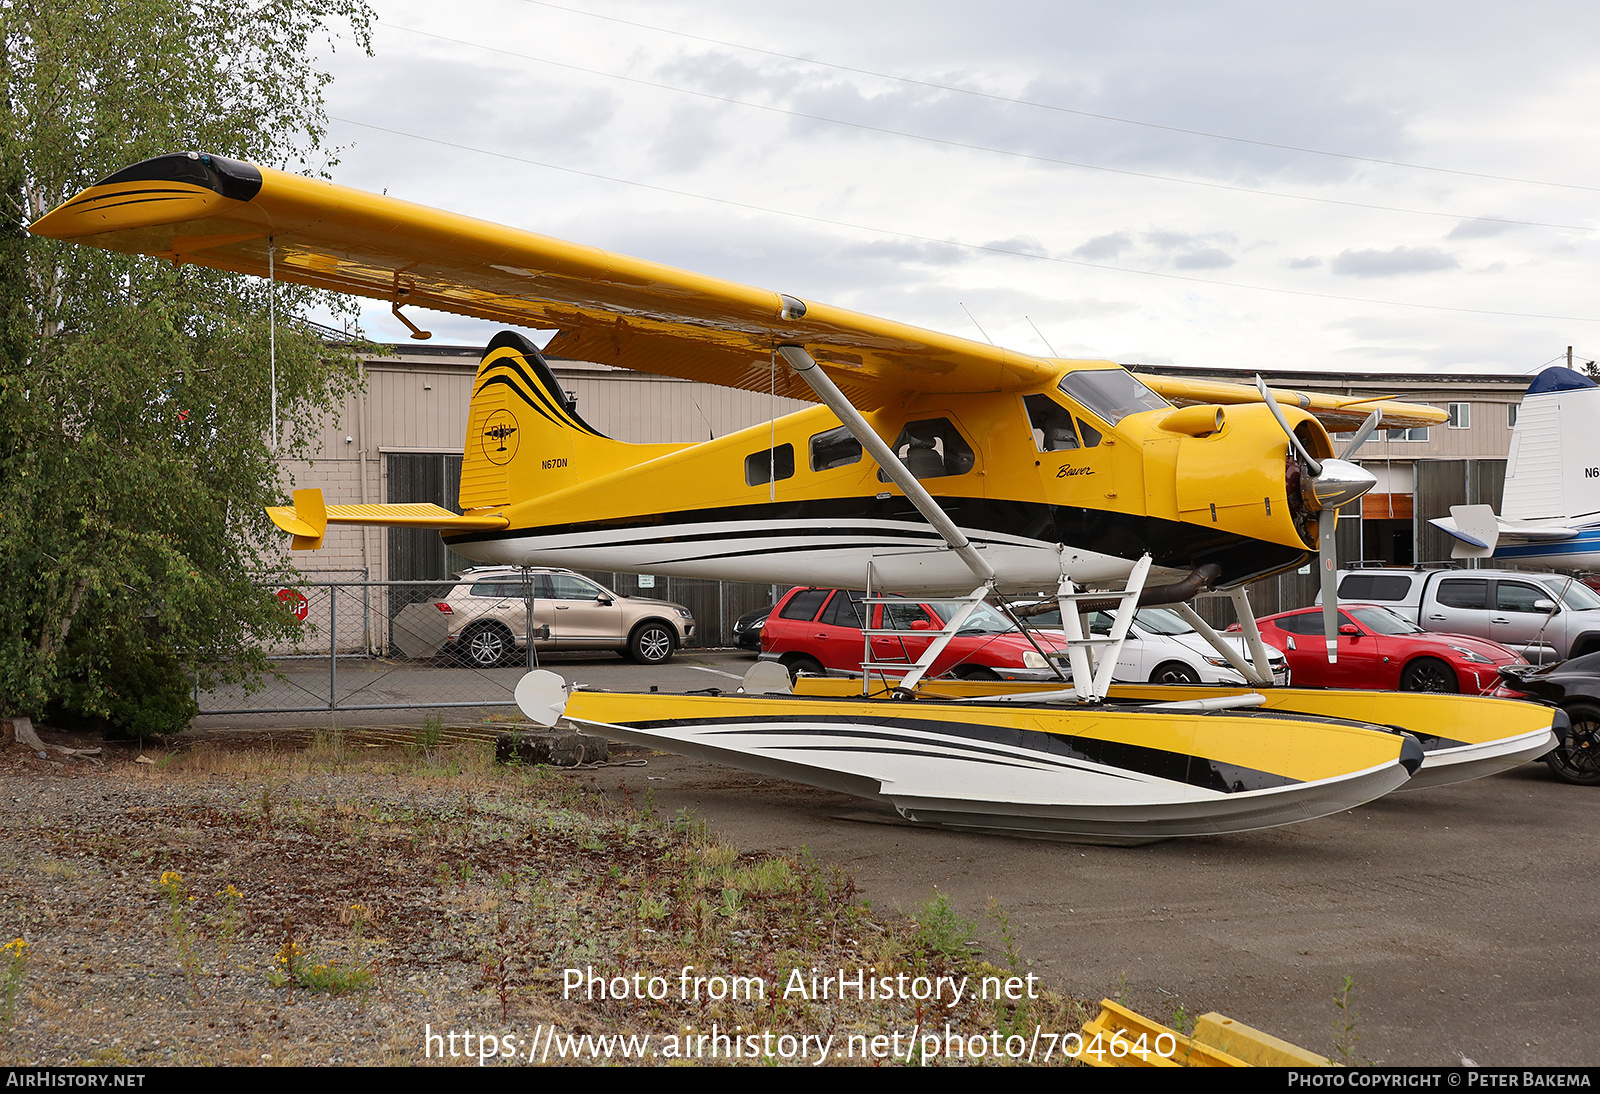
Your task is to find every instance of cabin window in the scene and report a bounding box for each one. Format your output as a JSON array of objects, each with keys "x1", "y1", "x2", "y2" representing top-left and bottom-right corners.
[
  {"x1": 1057, "y1": 369, "x2": 1168, "y2": 425},
  {"x1": 809, "y1": 426, "x2": 862, "y2": 471},
  {"x1": 745, "y1": 443, "x2": 795, "y2": 486},
  {"x1": 1024, "y1": 394, "x2": 1080, "y2": 452},
  {"x1": 875, "y1": 418, "x2": 975, "y2": 482},
  {"x1": 1075, "y1": 417, "x2": 1103, "y2": 448}
]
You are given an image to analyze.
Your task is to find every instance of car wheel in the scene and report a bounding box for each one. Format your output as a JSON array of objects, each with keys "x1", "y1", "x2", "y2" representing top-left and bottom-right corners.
[
  {"x1": 1399, "y1": 657, "x2": 1458, "y2": 693},
  {"x1": 628, "y1": 622, "x2": 677, "y2": 665},
  {"x1": 1547, "y1": 703, "x2": 1600, "y2": 785},
  {"x1": 785, "y1": 655, "x2": 825, "y2": 682},
  {"x1": 1151, "y1": 661, "x2": 1201, "y2": 685},
  {"x1": 460, "y1": 622, "x2": 514, "y2": 668},
  {"x1": 959, "y1": 666, "x2": 1001, "y2": 682}
]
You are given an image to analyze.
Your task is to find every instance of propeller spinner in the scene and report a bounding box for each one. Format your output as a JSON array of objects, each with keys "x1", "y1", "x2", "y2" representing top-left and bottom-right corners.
[{"x1": 1254, "y1": 376, "x2": 1381, "y2": 663}]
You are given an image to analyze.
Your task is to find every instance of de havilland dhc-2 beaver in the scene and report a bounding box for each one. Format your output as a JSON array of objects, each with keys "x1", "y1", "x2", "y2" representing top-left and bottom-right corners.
[{"x1": 30, "y1": 152, "x2": 1560, "y2": 843}]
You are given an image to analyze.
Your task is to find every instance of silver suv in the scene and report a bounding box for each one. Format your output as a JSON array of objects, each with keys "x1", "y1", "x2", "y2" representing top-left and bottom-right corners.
[{"x1": 420, "y1": 567, "x2": 694, "y2": 667}]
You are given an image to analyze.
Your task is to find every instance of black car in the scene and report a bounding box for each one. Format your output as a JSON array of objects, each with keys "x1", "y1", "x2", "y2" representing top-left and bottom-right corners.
[
  {"x1": 1498, "y1": 656, "x2": 1596, "y2": 785},
  {"x1": 731, "y1": 605, "x2": 772, "y2": 652}
]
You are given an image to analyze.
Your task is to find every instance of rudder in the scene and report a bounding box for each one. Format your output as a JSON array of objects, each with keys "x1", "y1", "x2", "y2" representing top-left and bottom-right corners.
[{"x1": 459, "y1": 331, "x2": 611, "y2": 509}]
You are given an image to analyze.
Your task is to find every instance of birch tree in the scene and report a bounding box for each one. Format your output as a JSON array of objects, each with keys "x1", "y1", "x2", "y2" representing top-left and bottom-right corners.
[{"x1": 0, "y1": 0, "x2": 373, "y2": 734}]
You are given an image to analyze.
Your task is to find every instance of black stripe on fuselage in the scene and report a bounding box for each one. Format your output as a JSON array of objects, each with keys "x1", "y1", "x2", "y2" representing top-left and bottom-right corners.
[
  {"x1": 446, "y1": 495, "x2": 1307, "y2": 586},
  {"x1": 624, "y1": 714, "x2": 1301, "y2": 793}
]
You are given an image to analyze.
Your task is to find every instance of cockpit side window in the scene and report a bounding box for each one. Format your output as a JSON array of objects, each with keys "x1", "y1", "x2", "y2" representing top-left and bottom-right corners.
[
  {"x1": 876, "y1": 418, "x2": 976, "y2": 481},
  {"x1": 809, "y1": 426, "x2": 863, "y2": 471},
  {"x1": 1057, "y1": 369, "x2": 1169, "y2": 425},
  {"x1": 1024, "y1": 394, "x2": 1080, "y2": 452}
]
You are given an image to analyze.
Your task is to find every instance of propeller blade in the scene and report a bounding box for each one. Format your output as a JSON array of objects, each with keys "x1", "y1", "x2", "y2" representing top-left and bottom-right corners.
[
  {"x1": 1319, "y1": 507, "x2": 1340, "y2": 664},
  {"x1": 1254, "y1": 375, "x2": 1322, "y2": 476},
  {"x1": 1339, "y1": 409, "x2": 1384, "y2": 461}
]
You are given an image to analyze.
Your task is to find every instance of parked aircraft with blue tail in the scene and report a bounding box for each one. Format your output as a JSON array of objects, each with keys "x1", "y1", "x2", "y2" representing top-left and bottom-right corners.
[{"x1": 1431, "y1": 366, "x2": 1600, "y2": 569}]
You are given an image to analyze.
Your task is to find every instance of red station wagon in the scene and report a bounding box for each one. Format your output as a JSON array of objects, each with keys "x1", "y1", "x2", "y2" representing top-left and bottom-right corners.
[{"x1": 759, "y1": 586, "x2": 1073, "y2": 682}]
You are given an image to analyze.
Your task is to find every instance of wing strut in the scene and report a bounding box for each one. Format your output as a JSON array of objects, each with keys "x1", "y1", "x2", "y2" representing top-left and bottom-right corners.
[{"x1": 776, "y1": 344, "x2": 996, "y2": 587}]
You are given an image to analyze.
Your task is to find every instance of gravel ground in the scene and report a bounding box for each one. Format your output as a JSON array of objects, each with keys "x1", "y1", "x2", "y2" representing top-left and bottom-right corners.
[{"x1": 0, "y1": 724, "x2": 1088, "y2": 1068}]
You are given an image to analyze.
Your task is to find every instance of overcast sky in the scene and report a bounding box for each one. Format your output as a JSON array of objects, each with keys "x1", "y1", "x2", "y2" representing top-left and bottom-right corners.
[{"x1": 307, "y1": 0, "x2": 1600, "y2": 375}]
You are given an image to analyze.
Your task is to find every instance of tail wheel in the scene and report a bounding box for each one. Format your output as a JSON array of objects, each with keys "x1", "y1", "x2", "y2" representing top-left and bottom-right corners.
[
  {"x1": 1151, "y1": 661, "x2": 1201, "y2": 685},
  {"x1": 1548, "y1": 703, "x2": 1600, "y2": 785},
  {"x1": 628, "y1": 622, "x2": 676, "y2": 665},
  {"x1": 460, "y1": 622, "x2": 514, "y2": 668},
  {"x1": 1399, "y1": 657, "x2": 1458, "y2": 693}
]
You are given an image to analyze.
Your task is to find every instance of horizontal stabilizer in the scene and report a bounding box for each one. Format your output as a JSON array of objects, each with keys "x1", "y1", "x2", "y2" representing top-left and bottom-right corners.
[
  {"x1": 1433, "y1": 504, "x2": 1499, "y2": 559},
  {"x1": 267, "y1": 489, "x2": 508, "y2": 550},
  {"x1": 1430, "y1": 504, "x2": 1579, "y2": 560}
]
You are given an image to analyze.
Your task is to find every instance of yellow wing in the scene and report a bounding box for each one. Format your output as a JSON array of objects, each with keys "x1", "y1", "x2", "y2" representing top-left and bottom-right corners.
[
  {"x1": 30, "y1": 152, "x2": 1448, "y2": 428},
  {"x1": 1137, "y1": 374, "x2": 1447, "y2": 431},
  {"x1": 27, "y1": 153, "x2": 1052, "y2": 409}
]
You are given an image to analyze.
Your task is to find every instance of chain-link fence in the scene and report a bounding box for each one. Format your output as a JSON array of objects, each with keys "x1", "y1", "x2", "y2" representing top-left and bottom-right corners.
[{"x1": 196, "y1": 575, "x2": 778, "y2": 715}]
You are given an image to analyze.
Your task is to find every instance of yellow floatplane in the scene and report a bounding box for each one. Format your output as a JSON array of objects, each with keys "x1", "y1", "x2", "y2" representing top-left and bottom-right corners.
[{"x1": 30, "y1": 153, "x2": 1558, "y2": 841}]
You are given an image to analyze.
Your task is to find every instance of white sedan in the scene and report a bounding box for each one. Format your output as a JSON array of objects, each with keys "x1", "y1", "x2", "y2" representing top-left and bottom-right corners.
[{"x1": 1014, "y1": 605, "x2": 1289, "y2": 685}]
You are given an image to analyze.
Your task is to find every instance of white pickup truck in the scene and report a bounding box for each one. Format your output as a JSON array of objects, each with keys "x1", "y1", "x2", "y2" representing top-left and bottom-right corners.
[{"x1": 1320, "y1": 568, "x2": 1600, "y2": 664}]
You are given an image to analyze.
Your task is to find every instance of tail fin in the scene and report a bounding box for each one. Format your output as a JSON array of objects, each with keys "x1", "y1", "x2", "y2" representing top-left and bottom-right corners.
[
  {"x1": 1504, "y1": 365, "x2": 1600, "y2": 523},
  {"x1": 460, "y1": 331, "x2": 614, "y2": 509}
]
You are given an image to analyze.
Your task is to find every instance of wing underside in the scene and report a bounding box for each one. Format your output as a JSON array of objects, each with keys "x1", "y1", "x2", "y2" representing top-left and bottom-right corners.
[
  {"x1": 28, "y1": 153, "x2": 1051, "y2": 410},
  {"x1": 31, "y1": 152, "x2": 1447, "y2": 429}
]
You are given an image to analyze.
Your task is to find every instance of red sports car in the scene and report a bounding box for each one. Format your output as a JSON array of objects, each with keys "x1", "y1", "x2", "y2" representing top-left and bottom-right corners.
[{"x1": 1249, "y1": 603, "x2": 1525, "y2": 693}]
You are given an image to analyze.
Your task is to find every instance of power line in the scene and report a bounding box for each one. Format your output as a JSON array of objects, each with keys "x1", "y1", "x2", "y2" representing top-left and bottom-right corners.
[
  {"x1": 513, "y1": 0, "x2": 1600, "y2": 195},
  {"x1": 378, "y1": 21, "x2": 1597, "y2": 235},
  {"x1": 327, "y1": 115, "x2": 1600, "y2": 324}
]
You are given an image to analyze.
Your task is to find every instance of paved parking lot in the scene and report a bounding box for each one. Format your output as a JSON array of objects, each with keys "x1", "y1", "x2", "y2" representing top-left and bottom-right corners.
[{"x1": 197, "y1": 650, "x2": 1600, "y2": 1066}]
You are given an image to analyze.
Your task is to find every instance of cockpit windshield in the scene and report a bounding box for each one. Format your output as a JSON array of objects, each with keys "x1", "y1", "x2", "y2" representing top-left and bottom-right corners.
[{"x1": 1057, "y1": 369, "x2": 1169, "y2": 425}]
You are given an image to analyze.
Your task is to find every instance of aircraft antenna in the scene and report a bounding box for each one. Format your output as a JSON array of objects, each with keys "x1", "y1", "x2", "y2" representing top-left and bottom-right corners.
[
  {"x1": 960, "y1": 303, "x2": 993, "y2": 345},
  {"x1": 1025, "y1": 316, "x2": 1058, "y2": 356},
  {"x1": 268, "y1": 239, "x2": 277, "y2": 451}
]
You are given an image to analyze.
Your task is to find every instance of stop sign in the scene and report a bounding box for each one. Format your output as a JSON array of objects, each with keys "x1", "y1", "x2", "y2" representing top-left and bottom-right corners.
[{"x1": 277, "y1": 587, "x2": 309, "y2": 622}]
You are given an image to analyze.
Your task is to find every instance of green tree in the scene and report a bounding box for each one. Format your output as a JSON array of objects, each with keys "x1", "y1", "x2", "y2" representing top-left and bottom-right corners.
[{"x1": 0, "y1": 0, "x2": 374, "y2": 734}]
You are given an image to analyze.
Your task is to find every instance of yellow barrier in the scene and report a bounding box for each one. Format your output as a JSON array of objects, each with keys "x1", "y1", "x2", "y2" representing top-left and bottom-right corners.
[{"x1": 1080, "y1": 999, "x2": 1332, "y2": 1067}]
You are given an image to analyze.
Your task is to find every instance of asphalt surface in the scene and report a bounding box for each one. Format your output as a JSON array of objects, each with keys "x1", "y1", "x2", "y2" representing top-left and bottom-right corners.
[{"x1": 195, "y1": 649, "x2": 1599, "y2": 1067}]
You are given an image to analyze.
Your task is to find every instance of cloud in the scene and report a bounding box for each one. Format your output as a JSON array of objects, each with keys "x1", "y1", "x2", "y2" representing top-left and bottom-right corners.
[
  {"x1": 1287, "y1": 256, "x2": 1322, "y2": 269},
  {"x1": 982, "y1": 236, "x2": 1047, "y2": 257},
  {"x1": 1448, "y1": 217, "x2": 1522, "y2": 240},
  {"x1": 1073, "y1": 232, "x2": 1132, "y2": 260},
  {"x1": 1330, "y1": 246, "x2": 1460, "y2": 277},
  {"x1": 1173, "y1": 248, "x2": 1234, "y2": 270}
]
